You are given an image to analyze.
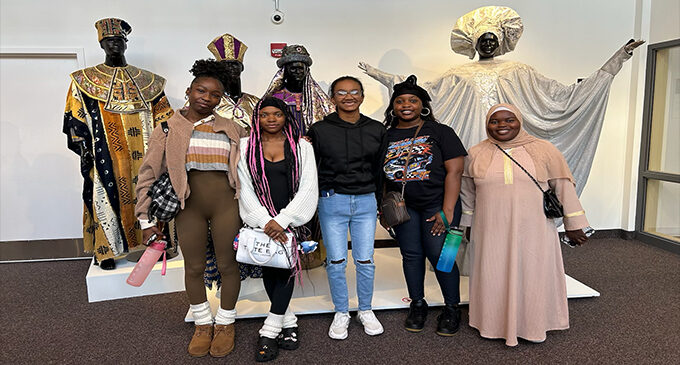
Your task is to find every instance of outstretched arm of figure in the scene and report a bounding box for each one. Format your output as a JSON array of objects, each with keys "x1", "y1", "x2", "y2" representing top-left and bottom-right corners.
[
  {"x1": 624, "y1": 39, "x2": 645, "y2": 54},
  {"x1": 600, "y1": 39, "x2": 645, "y2": 76},
  {"x1": 358, "y1": 62, "x2": 406, "y2": 90}
]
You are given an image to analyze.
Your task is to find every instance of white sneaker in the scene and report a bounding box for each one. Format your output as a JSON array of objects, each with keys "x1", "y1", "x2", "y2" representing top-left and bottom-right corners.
[
  {"x1": 328, "y1": 312, "x2": 351, "y2": 340},
  {"x1": 357, "y1": 310, "x2": 384, "y2": 336}
]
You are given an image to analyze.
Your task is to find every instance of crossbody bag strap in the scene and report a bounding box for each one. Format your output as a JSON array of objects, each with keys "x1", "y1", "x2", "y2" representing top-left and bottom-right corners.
[
  {"x1": 160, "y1": 121, "x2": 170, "y2": 170},
  {"x1": 493, "y1": 143, "x2": 546, "y2": 193},
  {"x1": 401, "y1": 121, "x2": 426, "y2": 196}
]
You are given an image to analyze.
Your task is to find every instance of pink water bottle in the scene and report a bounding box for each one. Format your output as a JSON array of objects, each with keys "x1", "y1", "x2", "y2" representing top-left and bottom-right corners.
[{"x1": 126, "y1": 240, "x2": 167, "y2": 287}]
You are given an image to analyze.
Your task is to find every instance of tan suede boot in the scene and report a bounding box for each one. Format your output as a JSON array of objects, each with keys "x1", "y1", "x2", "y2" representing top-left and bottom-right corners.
[
  {"x1": 210, "y1": 323, "x2": 235, "y2": 357},
  {"x1": 188, "y1": 324, "x2": 213, "y2": 357}
]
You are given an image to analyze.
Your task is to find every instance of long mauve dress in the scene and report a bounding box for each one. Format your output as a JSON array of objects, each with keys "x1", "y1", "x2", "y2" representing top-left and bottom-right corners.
[{"x1": 460, "y1": 146, "x2": 589, "y2": 346}]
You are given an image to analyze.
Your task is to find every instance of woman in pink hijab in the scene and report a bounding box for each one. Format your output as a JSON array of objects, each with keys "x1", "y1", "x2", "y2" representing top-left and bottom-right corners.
[{"x1": 460, "y1": 103, "x2": 590, "y2": 346}]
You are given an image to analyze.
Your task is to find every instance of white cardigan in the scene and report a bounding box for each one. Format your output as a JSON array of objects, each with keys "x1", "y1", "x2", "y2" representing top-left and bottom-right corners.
[{"x1": 237, "y1": 137, "x2": 318, "y2": 229}]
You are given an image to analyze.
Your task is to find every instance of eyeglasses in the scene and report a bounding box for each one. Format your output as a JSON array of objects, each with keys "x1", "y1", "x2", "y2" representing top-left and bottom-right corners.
[{"x1": 334, "y1": 89, "x2": 362, "y2": 97}]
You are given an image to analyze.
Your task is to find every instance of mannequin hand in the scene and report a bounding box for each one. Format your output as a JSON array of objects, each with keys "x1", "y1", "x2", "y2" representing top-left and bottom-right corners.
[
  {"x1": 358, "y1": 61, "x2": 369, "y2": 73},
  {"x1": 142, "y1": 226, "x2": 164, "y2": 245},
  {"x1": 624, "y1": 39, "x2": 645, "y2": 54},
  {"x1": 426, "y1": 213, "x2": 447, "y2": 236},
  {"x1": 264, "y1": 220, "x2": 287, "y2": 243},
  {"x1": 565, "y1": 229, "x2": 588, "y2": 246}
]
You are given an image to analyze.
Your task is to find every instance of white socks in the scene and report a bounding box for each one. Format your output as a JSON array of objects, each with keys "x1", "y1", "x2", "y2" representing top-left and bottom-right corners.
[
  {"x1": 282, "y1": 307, "x2": 298, "y2": 328},
  {"x1": 215, "y1": 307, "x2": 237, "y2": 326},
  {"x1": 190, "y1": 301, "x2": 213, "y2": 325},
  {"x1": 259, "y1": 312, "x2": 284, "y2": 339}
]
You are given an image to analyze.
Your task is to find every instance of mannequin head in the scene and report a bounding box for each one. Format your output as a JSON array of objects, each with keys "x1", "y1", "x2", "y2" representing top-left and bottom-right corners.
[
  {"x1": 223, "y1": 60, "x2": 244, "y2": 78},
  {"x1": 100, "y1": 36, "x2": 127, "y2": 58},
  {"x1": 283, "y1": 61, "x2": 309, "y2": 91},
  {"x1": 100, "y1": 36, "x2": 127, "y2": 67},
  {"x1": 476, "y1": 32, "x2": 499, "y2": 59},
  {"x1": 219, "y1": 60, "x2": 244, "y2": 99}
]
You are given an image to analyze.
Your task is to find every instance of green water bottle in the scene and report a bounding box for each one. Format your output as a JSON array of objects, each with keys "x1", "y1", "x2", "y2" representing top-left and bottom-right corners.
[{"x1": 436, "y1": 211, "x2": 463, "y2": 273}]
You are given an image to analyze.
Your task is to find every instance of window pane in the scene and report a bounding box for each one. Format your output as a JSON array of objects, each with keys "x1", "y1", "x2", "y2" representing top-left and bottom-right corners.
[
  {"x1": 648, "y1": 47, "x2": 680, "y2": 175},
  {"x1": 644, "y1": 179, "x2": 680, "y2": 242}
]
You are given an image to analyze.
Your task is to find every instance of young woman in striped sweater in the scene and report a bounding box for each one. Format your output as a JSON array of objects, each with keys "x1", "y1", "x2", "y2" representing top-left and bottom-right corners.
[{"x1": 135, "y1": 59, "x2": 249, "y2": 358}]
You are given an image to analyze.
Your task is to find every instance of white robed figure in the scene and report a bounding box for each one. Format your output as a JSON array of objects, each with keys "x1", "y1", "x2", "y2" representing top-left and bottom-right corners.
[{"x1": 360, "y1": 6, "x2": 643, "y2": 195}]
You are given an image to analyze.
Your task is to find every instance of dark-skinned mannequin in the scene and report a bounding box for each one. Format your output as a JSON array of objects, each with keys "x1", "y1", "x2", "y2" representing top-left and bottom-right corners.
[
  {"x1": 101, "y1": 36, "x2": 127, "y2": 67},
  {"x1": 203, "y1": 33, "x2": 260, "y2": 132},
  {"x1": 264, "y1": 44, "x2": 334, "y2": 269},
  {"x1": 282, "y1": 61, "x2": 308, "y2": 93},
  {"x1": 476, "y1": 32, "x2": 499, "y2": 60},
  {"x1": 94, "y1": 36, "x2": 126, "y2": 270},
  {"x1": 222, "y1": 60, "x2": 244, "y2": 103},
  {"x1": 91, "y1": 36, "x2": 127, "y2": 270},
  {"x1": 63, "y1": 18, "x2": 173, "y2": 271},
  {"x1": 359, "y1": 6, "x2": 645, "y2": 198}
]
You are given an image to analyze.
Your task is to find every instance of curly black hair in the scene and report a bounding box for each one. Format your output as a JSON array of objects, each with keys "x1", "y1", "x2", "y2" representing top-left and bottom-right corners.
[{"x1": 188, "y1": 59, "x2": 227, "y2": 91}]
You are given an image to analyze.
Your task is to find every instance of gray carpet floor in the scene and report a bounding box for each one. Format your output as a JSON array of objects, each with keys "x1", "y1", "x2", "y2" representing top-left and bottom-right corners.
[{"x1": 1, "y1": 238, "x2": 679, "y2": 364}]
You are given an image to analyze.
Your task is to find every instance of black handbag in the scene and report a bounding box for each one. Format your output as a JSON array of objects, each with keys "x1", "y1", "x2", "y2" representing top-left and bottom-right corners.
[
  {"x1": 147, "y1": 122, "x2": 180, "y2": 222},
  {"x1": 380, "y1": 122, "x2": 425, "y2": 226},
  {"x1": 494, "y1": 144, "x2": 564, "y2": 219}
]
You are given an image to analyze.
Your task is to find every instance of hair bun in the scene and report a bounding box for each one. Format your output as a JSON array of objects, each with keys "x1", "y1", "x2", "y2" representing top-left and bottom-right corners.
[{"x1": 405, "y1": 75, "x2": 418, "y2": 85}]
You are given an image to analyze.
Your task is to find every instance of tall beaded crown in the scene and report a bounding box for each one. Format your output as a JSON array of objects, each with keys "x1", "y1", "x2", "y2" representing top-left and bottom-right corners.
[{"x1": 207, "y1": 33, "x2": 248, "y2": 63}]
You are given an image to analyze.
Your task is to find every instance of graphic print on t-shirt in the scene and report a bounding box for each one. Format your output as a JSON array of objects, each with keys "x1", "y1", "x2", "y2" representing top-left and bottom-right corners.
[{"x1": 384, "y1": 135, "x2": 433, "y2": 182}]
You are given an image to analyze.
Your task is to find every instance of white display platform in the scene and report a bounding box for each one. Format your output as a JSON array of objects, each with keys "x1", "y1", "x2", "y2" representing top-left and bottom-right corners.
[
  {"x1": 184, "y1": 247, "x2": 600, "y2": 321},
  {"x1": 83, "y1": 247, "x2": 599, "y2": 311},
  {"x1": 85, "y1": 250, "x2": 186, "y2": 303}
]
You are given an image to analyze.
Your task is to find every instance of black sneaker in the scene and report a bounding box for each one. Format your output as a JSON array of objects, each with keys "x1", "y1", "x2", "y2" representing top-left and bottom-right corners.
[
  {"x1": 405, "y1": 299, "x2": 428, "y2": 332},
  {"x1": 277, "y1": 327, "x2": 299, "y2": 350},
  {"x1": 436, "y1": 304, "x2": 461, "y2": 336},
  {"x1": 255, "y1": 336, "x2": 279, "y2": 362}
]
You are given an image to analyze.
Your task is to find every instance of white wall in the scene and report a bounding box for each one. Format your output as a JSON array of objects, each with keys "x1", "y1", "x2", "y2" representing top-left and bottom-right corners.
[{"x1": 0, "y1": 0, "x2": 675, "y2": 241}]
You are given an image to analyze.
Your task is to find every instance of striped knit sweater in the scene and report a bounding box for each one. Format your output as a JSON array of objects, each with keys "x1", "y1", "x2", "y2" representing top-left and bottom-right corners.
[{"x1": 185, "y1": 116, "x2": 230, "y2": 171}]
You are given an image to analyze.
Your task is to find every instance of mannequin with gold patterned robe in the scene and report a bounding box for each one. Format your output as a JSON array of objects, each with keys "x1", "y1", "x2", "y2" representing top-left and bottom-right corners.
[{"x1": 63, "y1": 18, "x2": 173, "y2": 269}]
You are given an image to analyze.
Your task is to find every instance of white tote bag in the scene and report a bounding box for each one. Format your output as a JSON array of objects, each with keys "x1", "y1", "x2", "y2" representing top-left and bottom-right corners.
[{"x1": 235, "y1": 227, "x2": 295, "y2": 269}]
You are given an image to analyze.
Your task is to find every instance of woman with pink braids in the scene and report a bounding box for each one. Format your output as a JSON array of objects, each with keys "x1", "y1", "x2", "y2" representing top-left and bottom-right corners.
[{"x1": 237, "y1": 97, "x2": 318, "y2": 362}]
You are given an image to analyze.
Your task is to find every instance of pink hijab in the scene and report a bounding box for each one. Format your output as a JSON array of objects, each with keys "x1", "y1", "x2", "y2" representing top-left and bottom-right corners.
[{"x1": 465, "y1": 103, "x2": 574, "y2": 183}]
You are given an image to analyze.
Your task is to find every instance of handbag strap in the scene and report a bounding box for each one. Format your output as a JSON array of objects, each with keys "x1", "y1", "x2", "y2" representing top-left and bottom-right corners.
[
  {"x1": 493, "y1": 144, "x2": 546, "y2": 194},
  {"x1": 400, "y1": 121, "x2": 426, "y2": 195}
]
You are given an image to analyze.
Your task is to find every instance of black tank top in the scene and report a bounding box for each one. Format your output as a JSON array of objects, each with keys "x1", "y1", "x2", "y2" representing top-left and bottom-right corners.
[{"x1": 264, "y1": 158, "x2": 290, "y2": 213}]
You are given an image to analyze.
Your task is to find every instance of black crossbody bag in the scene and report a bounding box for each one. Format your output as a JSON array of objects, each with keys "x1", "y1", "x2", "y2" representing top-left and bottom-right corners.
[
  {"x1": 494, "y1": 144, "x2": 564, "y2": 219},
  {"x1": 380, "y1": 122, "x2": 425, "y2": 227}
]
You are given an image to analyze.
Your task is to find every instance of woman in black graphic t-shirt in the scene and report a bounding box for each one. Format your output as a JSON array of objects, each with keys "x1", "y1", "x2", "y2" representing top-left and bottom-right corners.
[{"x1": 380, "y1": 75, "x2": 466, "y2": 337}]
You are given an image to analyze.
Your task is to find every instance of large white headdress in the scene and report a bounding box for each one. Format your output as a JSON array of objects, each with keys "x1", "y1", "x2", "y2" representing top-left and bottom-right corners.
[{"x1": 450, "y1": 6, "x2": 523, "y2": 59}]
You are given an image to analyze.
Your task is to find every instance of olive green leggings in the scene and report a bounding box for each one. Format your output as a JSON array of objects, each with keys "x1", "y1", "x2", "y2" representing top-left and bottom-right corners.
[{"x1": 176, "y1": 171, "x2": 241, "y2": 309}]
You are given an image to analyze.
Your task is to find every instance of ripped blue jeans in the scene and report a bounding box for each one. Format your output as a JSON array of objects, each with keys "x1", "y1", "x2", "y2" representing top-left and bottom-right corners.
[{"x1": 318, "y1": 192, "x2": 377, "y2": 312}]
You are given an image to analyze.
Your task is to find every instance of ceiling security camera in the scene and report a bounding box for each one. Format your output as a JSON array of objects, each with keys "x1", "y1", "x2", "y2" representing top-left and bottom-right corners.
[{"x1": 271, "y1": 10, "x2": 284, "y2": 24}]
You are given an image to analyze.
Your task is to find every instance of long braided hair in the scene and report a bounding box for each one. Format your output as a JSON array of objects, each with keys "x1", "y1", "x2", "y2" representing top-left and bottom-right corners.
[{"x1": 246, "y1": 97, "x2": 305, "y2": 277}]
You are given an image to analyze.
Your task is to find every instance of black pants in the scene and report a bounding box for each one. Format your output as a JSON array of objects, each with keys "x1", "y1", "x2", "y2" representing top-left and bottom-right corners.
[
  {"x1": 262, "y1": 266, "x2": 294, "y2": 315},
  {"x1": 392, "y1": 204, "x2": 461, "y2": 305}
]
